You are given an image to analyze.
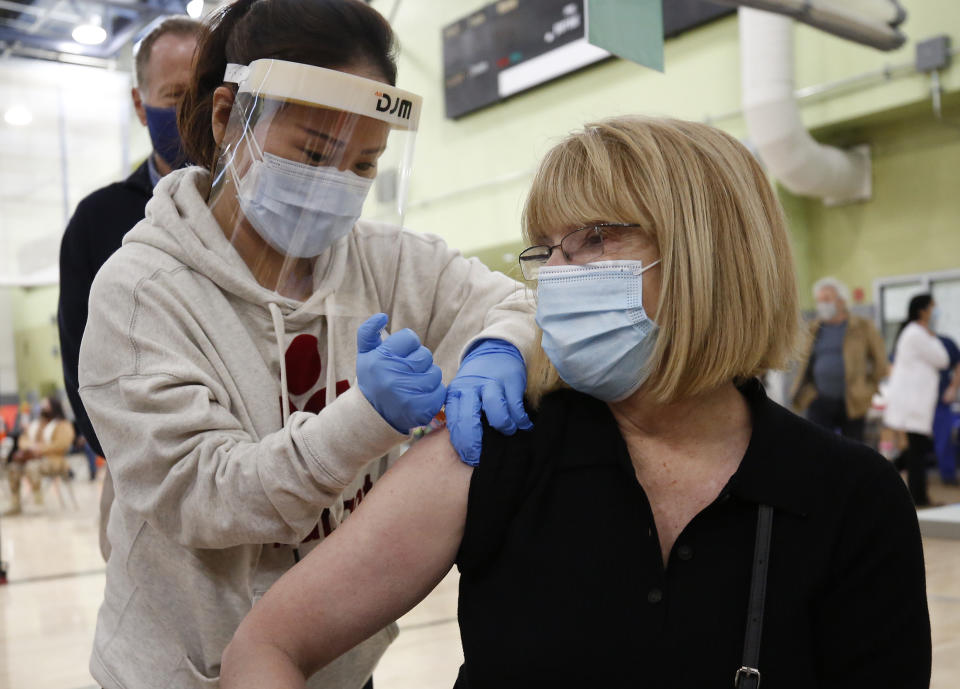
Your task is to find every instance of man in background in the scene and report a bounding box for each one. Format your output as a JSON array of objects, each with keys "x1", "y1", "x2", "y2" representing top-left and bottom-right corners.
[
  {"x1": 57, "y1": 16, "x2": 201, "y2": 559},
  {"x1": 792, "y1": 277, "x2": 889, "y2": 443}
]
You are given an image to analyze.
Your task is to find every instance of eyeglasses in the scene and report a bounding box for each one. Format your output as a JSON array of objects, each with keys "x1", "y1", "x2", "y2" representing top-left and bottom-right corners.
[{"x1": 518, "y1": 223, "x2": 643, "y2": 280}]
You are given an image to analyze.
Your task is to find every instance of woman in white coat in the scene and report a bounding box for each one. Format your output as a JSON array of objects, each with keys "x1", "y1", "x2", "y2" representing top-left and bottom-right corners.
[{"x1": 884, "y1": 293, "x2": 949, "y2": 506}]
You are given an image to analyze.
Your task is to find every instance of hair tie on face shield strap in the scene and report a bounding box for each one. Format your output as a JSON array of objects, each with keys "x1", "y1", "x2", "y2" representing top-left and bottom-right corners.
[
  {"x1": 535, "y1": 259, "x2": 661, "y2": 402},
  {"x1": 223, "y1": 63, "x2": 250, "y2": 84}
]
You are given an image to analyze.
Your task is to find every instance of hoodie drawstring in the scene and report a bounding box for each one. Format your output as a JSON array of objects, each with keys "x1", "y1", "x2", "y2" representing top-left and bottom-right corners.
[
  {"x1": 270, "y1": 298, "x2": 340, "y2": 423},
  {"x1": 269, "y1": 301, "x2": 301, "y2": 564},
  {"x1": 324, "y1": 293, "x2": 338, "y2": 406},
  {"x1": 268, "y1": 302, "x2": 291, "y2": 427}
]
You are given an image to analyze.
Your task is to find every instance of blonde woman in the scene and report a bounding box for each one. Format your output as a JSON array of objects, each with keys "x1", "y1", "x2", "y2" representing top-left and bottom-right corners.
[{"x1": 221, "y1": 118, "x2": 930, "y2": 688}]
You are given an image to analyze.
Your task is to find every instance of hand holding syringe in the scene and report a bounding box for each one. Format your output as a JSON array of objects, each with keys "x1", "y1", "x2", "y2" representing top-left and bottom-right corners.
[{"x1": 355, "y1": 313, "x2": 446, "y2": 434}]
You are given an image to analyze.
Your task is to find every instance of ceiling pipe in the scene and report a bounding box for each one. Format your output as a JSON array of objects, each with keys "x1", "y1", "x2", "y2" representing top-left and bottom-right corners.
[
  {"x1": 716, "y1": 0, "x2": 906, "y2": 51},
  {"x1": 739, "y1": 7, "x2": 871, "y2": 205}
]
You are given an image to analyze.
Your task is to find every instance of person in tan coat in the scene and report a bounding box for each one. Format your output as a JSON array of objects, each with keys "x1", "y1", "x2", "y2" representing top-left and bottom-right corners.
[
  {"x1": 791, "y1": 277, "x2": 890, "y2": 442},
  {"x1": 792, "y1": 277, "x2": 889, "y2": 443},
  {"x1": 4, "y1": 396, "x2": 75, "y2": 515}
]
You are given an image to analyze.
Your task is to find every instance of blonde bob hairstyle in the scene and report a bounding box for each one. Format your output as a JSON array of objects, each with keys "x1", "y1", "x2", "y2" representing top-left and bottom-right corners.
[{"x1": 523, "y1": 116, "x2": 801, "y2": 407}]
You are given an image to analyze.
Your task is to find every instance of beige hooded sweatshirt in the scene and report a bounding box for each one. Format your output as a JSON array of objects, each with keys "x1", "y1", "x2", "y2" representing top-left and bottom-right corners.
[{"x1": 79, "y1": 167, "x2": 535, "y2": 689}]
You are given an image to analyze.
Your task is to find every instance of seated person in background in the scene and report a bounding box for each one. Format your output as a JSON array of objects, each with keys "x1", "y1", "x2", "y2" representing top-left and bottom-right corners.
[
  {"x1": 5, "y1": 397, "x2": 75, "y2": 515},
  {"x1": 220, "y1": 117, "x2": 930, "y2": 689},
  {"x1": 2, "y1": 402, "x2": 31, "y2": 463}
]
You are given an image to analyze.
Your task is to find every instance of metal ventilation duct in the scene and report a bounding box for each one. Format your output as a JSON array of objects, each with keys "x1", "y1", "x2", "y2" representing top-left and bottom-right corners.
[
  {"x1": 739, "y1": 7, "x2": 872, "y2": 205},
  {"x1": 712, "y1": 0, "x2": 906, "y2": 51}
]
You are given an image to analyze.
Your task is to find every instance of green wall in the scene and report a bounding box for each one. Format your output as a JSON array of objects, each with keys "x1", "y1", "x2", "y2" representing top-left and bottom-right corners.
[
  {"x1": 370, "y1": 0, "x2": 960, "y2": 286},
  {"x1": 10, "y1": 285, "x2": 63, "y2": 398},
  {"x1": 790, "y1": 98, "x2": 960, "y2": 308}
]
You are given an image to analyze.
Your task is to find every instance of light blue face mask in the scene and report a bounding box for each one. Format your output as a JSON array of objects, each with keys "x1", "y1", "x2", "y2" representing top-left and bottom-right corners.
[
  {"x1": 233, "y1": 152, "x2": 373, "y2": 258},
  {"x1": 536, "y1": 259, "x2": 661, "y2": 402}
]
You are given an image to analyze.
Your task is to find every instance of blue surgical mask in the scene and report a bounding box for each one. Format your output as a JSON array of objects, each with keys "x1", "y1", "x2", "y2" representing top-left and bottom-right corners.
[
  {"x1": 930, "y1": 306, "x2": 942, "y2": 331},
  {"x1": 234, "y1": 152, "x2": 373, "y2": 258},
  {"x1": 815, "y1": 301, "x2": 837, "y2": 321},
  {"x1": 143, "y1": 104, "x2": 188, "y2": 168},
  {"x1": 536, "y1": 259, "x2": 661, "y2": 402}
]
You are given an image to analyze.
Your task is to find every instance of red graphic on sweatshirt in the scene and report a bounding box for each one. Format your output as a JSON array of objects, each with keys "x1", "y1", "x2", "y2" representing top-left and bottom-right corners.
[
  {"x1": 276, "y1": 332, "x2": 358, "y2": 547},
  {"x1": 279, "y1": 333, "x2": 351, "y2": 417},
  {"x1": 304, "y1": 380, "x2": 351, "y2": 414},
  {"x1": 285, "y1": 334, "x2": 322, "y2": 395}
]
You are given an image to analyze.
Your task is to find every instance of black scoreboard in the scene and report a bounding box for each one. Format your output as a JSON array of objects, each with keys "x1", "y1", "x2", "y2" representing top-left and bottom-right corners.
[
  {"x1": 442, "y1": 0, "x2": 735, "y2": 119},
  {"x1": 663, "y1": 0, "x2": 734, "y2": 37}
]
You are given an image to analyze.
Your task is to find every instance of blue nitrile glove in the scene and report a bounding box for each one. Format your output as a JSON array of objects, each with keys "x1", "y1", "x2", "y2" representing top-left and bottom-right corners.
[
  {"x1": 445, "y1": 339, "x2": 533, "y2": 466},
  {"x1": 356, "y1": 313, "x2": 446, "y2": 434}
]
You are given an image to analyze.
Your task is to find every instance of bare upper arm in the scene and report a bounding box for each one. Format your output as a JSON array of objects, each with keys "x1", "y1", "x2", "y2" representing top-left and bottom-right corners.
[{"x1": 223, "y1": 429, "x2": 471, "y2": 684}]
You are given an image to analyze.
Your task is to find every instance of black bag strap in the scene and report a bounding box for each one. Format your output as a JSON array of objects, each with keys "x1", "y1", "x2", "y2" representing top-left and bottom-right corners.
[{"x1": 735, "y1": 504, "x2": 774, "y2": 689}]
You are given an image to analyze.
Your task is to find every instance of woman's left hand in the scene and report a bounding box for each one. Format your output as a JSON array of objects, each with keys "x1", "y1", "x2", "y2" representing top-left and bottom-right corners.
[{"x1": 445, "y1": 339, "x2": 532, "y2": 466}]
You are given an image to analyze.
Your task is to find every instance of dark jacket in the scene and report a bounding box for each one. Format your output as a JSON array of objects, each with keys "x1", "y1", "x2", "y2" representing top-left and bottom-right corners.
[
  {"x1": 58, "y1": 160, "x2": 153, "y2": 456},
  {"x1": 456, "y1": 380, "x2": 930, "y2": 688}
]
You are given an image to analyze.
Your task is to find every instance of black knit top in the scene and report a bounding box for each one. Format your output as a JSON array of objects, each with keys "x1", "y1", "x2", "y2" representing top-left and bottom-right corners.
[{"x1": 453, "y1": 380, "x2": 930, "y2": 689}]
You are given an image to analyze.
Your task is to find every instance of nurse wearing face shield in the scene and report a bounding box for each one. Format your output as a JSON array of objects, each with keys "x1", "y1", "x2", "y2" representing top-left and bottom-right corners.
[{"x1": 76, "y1": 1, "x2": 535, "y2": 688}]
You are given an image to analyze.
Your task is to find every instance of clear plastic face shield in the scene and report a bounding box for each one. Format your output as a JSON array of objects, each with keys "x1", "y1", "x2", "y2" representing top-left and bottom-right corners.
[{"x1": 209, "y1": 59, "x2": 421, "y2": 299}]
